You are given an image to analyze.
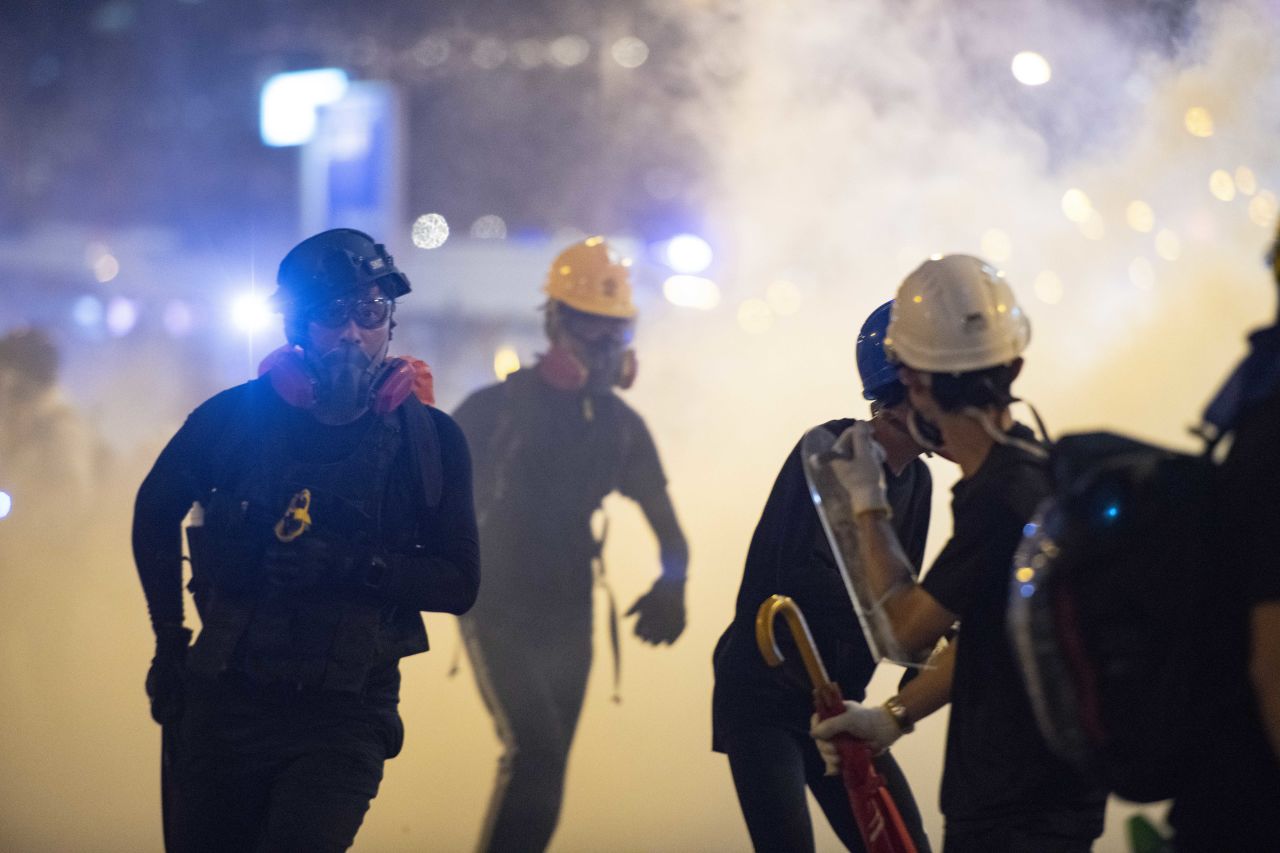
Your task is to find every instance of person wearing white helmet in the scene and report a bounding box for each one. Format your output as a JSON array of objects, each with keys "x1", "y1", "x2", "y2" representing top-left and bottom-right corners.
[{"x1": 810, "y1": 255, "x2": 1107, "y2": 852}]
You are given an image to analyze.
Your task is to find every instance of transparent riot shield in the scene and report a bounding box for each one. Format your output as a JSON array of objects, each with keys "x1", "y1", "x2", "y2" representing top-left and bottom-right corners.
[{"x1": 801, "y1": 425, "x2": 926, "y2": 668}]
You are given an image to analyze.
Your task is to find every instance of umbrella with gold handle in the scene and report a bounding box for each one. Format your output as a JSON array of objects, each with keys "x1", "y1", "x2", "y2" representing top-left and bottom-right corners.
[{"x1": 755, "y1": 594, "x2": 918, "y2": 853}]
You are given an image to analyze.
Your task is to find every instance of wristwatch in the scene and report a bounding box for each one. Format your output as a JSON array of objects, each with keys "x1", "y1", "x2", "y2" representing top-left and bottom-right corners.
[{"x1": 883, "y1": 695, "x2": 915, "y2": 734}]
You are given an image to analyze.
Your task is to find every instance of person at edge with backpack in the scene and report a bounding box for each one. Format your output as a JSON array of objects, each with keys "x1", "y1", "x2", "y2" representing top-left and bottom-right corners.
[
  {"x1": 1168, "y1": 227, "x2": 1280, "y2": 851},
  {"x1": 452, "y1": 236, "x2": 689, "y2": 853},
  {"x1": 810, "y1": 255, "x2": 1107, "y2": 852},
  {"x1": 711, "y1": 299, "x2": 935, "y2": 853},
  {"x1": 132, "y1": 229, "x2": 479, "y2": 852}
]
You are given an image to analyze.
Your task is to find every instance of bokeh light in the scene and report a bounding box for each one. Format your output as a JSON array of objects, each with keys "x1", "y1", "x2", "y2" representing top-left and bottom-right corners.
[
  {"x1": 0, "y1": 490, "x2": 11, "y2": 521},
  {"x1": 1209, "y1": 169, "x2": 1236, "y2": 202},
  {"x1": 549, "y1": 35, "x2": 590, "y2": 67},
  {"x1": 611, "y1": 37, "x2": 649, "y2": 69},
  {"x1": 412, "y1": 213, "x2": 450, "y2": 249},
  {"x1": 1010, "y1": 51, "x2": 1051, "y2": 86},
  {"x1": 93, "y1": 253, "x2": 120, "y2": 283},
  {"x1": 1061, "y1": 188, "x2": 1093, "y2": 223},
  {"x1": 766, "y1": 279, "x2": 802, "y2": 316},
  {"x1": 1125, "y1": 200, "x2": 1154, "y2": 233},
  {"x1": 71, "y1": 294, "x2": 104, "y2": 328},
  {"x1": 493, "y1": 346, "x2": 521, "y2": 381},
  {"x1": 105, "y1": 296, "x2": 139, "y2": 336},
  {"x1": 1249, "y1": 191, "x2": 1278, "y2": 228},
  {"x1": 470, "y1": 215, "x2": 508, "y2": 239},
  {"x1": 663, "y1": 275, "x2": 720, "y2": 310},
  {"x1": 1184, "y1": 106, "x2": 1214, "y2": 137},
  {"x1": 664, "y1": 234, "x2": 713, "y2": 274}
]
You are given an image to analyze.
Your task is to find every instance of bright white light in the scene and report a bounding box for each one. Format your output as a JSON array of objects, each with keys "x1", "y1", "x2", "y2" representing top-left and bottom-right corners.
[
  {"x1": 493, "y1": 346, "x2": 521, "y2": 381},
  {"x1": 231, "y1": 292, "x2": 273, "y2": 334},
  {"x1": 611, "y1": 37, "x2": 649, "y2": 69},
  {"x1": 72, "y1": 295, "x2": 104, "y2": 328},
  {"x1": 663, "y1": 275, "x2": 720, "y2": 310},
  {"x1": 0, "y1": 491, "x2": 11, "y2": 520},
  {"x1": 106, "y1": 296, "x2": 139, "y2": 337},
  {"x1": 549, "y1": 35, "x2": 590, "y2": 67},
  {"x1": 1011, "y1": 52, "x2": 1051, "y2": 86},
  {"x1": 412, "y1": 213, "x2": 450, "y2": 249},
  {"x1": 664, "y1": 234, "x2": 713, "y2": 274},
  {"x1": 260, "y1": 68, "x2": 349, "y2": 147}
]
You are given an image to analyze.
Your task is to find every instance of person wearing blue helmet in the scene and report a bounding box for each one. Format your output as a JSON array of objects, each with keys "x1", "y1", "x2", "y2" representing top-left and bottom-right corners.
[{"x1": 711, "y1": 300, "x2": 936, "y2": 852}]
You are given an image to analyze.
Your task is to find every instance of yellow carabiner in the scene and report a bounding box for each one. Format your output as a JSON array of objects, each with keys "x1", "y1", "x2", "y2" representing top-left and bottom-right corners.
[{"x1": 273, "y1": 488, "x2": 313, "y2": 543}]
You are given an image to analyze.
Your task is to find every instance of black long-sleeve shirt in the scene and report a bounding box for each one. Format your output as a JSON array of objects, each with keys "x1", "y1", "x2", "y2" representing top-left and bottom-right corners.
[{"x1": 132, "y1": 379, "x2": 479, "y2": 632}]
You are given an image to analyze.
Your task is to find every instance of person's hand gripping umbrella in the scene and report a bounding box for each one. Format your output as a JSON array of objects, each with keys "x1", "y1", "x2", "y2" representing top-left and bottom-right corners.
[{"x1": 755, "y1": 594, "x2": 917, "y2": 853}]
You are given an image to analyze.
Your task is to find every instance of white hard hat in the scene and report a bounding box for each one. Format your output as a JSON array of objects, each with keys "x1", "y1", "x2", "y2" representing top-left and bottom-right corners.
[{"x1": 884, "y1": 254, "x2": 1030, "y2": 373}]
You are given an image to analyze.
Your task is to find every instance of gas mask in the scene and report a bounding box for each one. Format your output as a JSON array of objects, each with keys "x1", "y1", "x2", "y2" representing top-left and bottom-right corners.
[
  {"x1": 302, "y1": 341, "x2": 388, "y2": 424},
  {"x1": 539, "y1": 303, "x2": 637, "y2": 392}
]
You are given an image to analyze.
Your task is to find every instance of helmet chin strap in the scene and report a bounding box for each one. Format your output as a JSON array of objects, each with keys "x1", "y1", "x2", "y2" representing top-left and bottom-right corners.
[{"x1": 959, "y1": 399, "x2": 1051, "y2": 460}]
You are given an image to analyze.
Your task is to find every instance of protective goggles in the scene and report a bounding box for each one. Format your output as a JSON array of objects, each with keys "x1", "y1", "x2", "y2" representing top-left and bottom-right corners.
[
  {"x1": 559, "y1": 308, "x2": 635, "y2": 346},
  {"x1": 307, "y1": 296, "x2": 393, "y2": 329}
]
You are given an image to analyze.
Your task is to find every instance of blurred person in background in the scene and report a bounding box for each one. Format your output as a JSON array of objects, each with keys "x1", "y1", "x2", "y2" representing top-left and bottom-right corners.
[
  {"x1": 711, "y1": 300, "x2": 935, "y2": 853},
  {"x1": 453, "y1": 236, "x2": 689, "y2": 853},
  {"x1": 132, "y1": 228, "x2": 479, "y2": 852},
  {"x1": 1167, "y1": 225, "x2": 1280, "y2": 851},
  {"x1": 0, "y1": 326, "x2": 96, "y2": 523},
  {"x1": 810, "y1": 256, "x2": 1107, "y2": 852}
]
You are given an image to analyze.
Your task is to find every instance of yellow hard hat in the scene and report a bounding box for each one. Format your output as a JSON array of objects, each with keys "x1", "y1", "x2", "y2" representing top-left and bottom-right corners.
[{"x1": 543, "y1": 236, "x2": 638, "y2": 319}]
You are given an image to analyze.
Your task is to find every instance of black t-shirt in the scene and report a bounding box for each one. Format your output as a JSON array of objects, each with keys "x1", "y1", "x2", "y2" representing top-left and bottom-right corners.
[
  {"x1": 1171, "y1": 383, "x2": 1280, "y2": 848},
  {"x1": 921, "y1": 424, "x2": 1106, "y2": 836},
  {"x1": 453, "y1": 368, "x2": 684, "y2": 612},
  {"x1": 712, "y1": 419, "x2": 932, "y2": 745}
]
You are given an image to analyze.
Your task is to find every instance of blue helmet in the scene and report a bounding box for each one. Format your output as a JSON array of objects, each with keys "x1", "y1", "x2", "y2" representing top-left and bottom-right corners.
[{"x1": 856, "y1": 300, "x2": 900, "y2": 401}]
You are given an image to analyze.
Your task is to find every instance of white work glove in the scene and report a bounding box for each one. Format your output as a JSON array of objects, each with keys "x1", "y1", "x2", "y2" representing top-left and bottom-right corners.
[
  {"x1": 831, "y1": 422, "x2": 891, "y2": 517},
  {"x1": 810, "y1": 701, "x2": 903, "y2": 774}
]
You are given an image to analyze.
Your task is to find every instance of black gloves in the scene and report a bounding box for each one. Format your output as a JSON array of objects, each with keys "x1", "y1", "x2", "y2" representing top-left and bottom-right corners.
[
  {"x1": 146, "y1": 624, "x2": 191, "y2": 725},
  {"x1": 626, "y1": 577, "x2": 687, "y2": 645}
]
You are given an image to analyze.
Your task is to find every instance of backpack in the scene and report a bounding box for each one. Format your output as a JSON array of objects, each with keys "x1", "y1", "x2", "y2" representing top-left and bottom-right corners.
[{"x1": 1007, "y1": 430, "x2": 1217, "y2": 802}]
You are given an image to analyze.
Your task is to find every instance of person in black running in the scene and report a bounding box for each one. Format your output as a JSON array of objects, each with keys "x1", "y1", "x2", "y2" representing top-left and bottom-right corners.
[{"x1": 453, "y1": 236, "x2": 689, "y2": 853}]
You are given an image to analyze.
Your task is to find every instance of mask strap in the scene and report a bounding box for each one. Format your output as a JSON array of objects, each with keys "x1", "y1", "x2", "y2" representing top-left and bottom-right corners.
[{"x1": 960, "y1": 400, "x2": 1050, "y2": 460}]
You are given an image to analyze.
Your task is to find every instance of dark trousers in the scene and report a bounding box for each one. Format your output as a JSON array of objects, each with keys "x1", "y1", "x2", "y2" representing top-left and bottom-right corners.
[
  {"x1": 721, "y1": 717, "x2": 932, "y2": 853},
  {"x1": 461, "y1": 610, "x2": 592, "y2": 853},
  {"x1": 169, "y1": 675, "x2": 402, "y2": 853},
  {"x1": 942, "y1": 827, "x2": 1095, "y2": 853}
]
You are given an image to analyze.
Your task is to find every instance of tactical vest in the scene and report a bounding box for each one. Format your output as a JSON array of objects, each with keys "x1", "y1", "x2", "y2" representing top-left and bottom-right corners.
[{"x1": 186, "y1": 382, "x2": 431, "y2": 693}]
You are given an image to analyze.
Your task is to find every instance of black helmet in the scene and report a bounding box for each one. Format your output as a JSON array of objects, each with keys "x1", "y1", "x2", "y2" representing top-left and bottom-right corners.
[
  {"x1": 274, "y1": 228, "x2": 411, "y2": 312},
  {"x1": 0, "y1": 326, "x2": 58, "y2": 388}
]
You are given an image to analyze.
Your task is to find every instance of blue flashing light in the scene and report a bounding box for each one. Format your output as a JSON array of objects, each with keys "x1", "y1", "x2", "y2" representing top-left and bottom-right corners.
[
  {"x1": 1023, "y1": 521, "x2": 1038, "y2": 537},
  {"x1": 260, "y1": 68, "x2": 350, "y2": 147},
  {"x1": 1103, "y1": 503, "x2": 1120, "y2": 522},
  {"x1": 1019, "y1": 582, "x2": 1036, "y2": 598}
]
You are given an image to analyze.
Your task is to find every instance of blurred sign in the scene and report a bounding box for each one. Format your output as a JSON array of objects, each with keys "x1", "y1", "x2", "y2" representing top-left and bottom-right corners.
[{"x1": 300, "y1": 81, "x2": 404, "y2": 242}]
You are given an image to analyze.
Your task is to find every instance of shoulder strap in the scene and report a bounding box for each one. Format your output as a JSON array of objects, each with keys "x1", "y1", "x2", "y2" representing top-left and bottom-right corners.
[{"x1": 398, "y1": 396, "x2": 443, "y2": 509}]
